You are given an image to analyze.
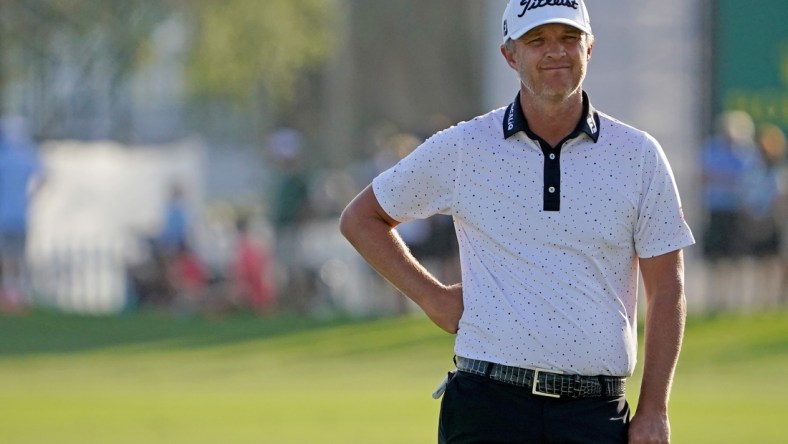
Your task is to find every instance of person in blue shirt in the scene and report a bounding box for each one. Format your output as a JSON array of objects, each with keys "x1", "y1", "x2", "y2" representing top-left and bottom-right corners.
[
  {"x1": 700, "y1": 110, "x2": 758, "y2": 260},
  {"x1": 155, "y1": 181, "x2": 190, "y2": 256},
  {"x1": 0, "y1": 116, "x2": 43, "y2": 311}
]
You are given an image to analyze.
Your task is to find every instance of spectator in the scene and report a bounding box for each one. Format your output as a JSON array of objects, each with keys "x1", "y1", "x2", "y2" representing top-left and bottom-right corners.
[
  {"x1": 0, "y1": 116, "x2": 43, "y2": 313},
  {"x1": 130, "y1": 181, "x2": 195, "y2": 311},
  {"x1": 155, "y1": 181, "x2": 191, "y2": 257},
  {"x1": 266, "y1": 128, "x2": 313, "y2": 311},
  {"x1": 700, "y1": 111, "x2": 756, "y2": 260},
  {"x1": 754, "y1": 123, "x2": 787, "y2": 305},
  {"x1": 700, "y1": 111, "x2": 757, "y2": 310},
  {"x1": 227, "y1": 216, "x2": 276, "y2": 314},
  {"x1": 742, "y1": 123, "x2": 783, "y2": 258},
  {"x1": 168, "y1": 241, "x2": 210, "y2": 316}
]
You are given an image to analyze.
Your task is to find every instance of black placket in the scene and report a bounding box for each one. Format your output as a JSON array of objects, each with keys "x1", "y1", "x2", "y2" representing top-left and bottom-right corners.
[
  {"x1": 540, "y1": 141, "x2": 561, "y2": 212},
  {"x1": 502, "y1": 91, "x2": 601, "y2": 213}
]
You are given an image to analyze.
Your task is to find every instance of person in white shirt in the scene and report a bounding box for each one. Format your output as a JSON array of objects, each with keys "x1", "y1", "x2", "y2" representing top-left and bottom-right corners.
[{"x1": 340, "y1": 1, "x2": 694, "y2": 442}]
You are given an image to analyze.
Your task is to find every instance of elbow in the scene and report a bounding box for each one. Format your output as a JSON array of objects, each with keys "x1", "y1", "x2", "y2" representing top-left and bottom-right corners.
[{"x1": 338, "y1": 206, "x2": 356, "y2": 241}]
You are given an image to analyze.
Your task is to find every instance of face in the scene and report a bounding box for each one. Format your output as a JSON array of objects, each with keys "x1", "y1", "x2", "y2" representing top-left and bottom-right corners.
[{"x1": 501, "y1": 24, "x2": 593, "y2": 103}]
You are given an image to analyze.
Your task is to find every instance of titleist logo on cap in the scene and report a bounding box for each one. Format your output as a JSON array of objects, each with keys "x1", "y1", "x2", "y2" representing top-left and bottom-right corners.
[{"x1": 517, "y1": 0, "x2": 579, "y2": 18}]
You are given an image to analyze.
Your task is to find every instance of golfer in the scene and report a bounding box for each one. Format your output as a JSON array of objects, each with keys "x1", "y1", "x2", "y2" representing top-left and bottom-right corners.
[{"x1": 340, "y1": 1, "x2": 694, "y2": 442}]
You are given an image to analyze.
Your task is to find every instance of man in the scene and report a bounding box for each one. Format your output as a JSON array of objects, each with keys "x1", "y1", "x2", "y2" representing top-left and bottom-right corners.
[
  {"x1": 340, "y1": 1, "x2": 694, "y2": 442},
  {"x1": 266, "y1": 128, "x2": 313, "y2": 311},
  {"x1": 0, "y1": 116, "x2": 43, "y2": 312}
]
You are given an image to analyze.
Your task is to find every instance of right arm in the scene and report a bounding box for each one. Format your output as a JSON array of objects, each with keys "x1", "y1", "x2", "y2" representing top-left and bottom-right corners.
[{"x1": 339, "y1": 185, "x2": 463, "y2": 333}]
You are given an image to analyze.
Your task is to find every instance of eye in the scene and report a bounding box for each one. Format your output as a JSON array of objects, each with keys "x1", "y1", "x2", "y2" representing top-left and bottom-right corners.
[{"x1": 526, "y1": 37, "x2": 544, "y2": 46}]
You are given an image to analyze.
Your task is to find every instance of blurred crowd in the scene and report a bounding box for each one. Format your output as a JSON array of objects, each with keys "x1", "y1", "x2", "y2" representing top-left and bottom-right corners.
[
  {"x1": 126, "y1": 183, "x2": 278, "y2": 318},
  {"x1": 123, "y1": 122, "x2": 460, "y2": 318},
  {"x1": 1, "y1": 110, "x2": 787, "y2": 317},
  {"x1": 0, "y1": 112, "x2": 460, "y2": 318},
  {"x1": 700, "y1": 111, "x2": 788, "y2": 309},
  {"x1": 125, "y1": 128, "x2": 313, "y2": 318}
]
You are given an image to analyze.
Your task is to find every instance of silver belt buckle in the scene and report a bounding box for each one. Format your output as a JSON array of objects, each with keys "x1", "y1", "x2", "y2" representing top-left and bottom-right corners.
[{"x1": 532, "y1": 368, "x2": 563, "y2": 398}]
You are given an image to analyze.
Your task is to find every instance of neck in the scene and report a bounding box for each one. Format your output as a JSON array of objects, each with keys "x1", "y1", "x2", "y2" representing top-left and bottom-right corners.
[{"x1": 520, "y1": 89, "x2": 584, "y2": 147}]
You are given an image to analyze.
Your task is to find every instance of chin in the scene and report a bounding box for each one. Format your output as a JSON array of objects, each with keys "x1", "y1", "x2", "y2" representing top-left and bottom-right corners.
[{"x1": 536, "y1": 88, "x2": 573, "y2": 102}]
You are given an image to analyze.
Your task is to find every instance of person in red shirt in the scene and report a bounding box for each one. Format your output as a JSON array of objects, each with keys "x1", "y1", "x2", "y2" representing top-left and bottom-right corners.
[{"x1": 228, "y1": 217, "x2": 276, "y2": 314}]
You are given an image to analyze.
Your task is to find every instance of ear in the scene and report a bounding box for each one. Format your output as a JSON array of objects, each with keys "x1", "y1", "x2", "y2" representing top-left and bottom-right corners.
[
  {"x1": 586, "y1": 37, "x2": 594, "y2": 61},
  {"x1": 500, "y1": 44, "x2": 517, "y2": 70}
]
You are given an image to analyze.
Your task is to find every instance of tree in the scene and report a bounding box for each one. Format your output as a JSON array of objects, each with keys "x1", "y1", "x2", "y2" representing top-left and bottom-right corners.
[
  {"x1": 0, "y1": 0, "x2": 170, "y2": 140},
  {"x1": 183, "y1": 0, "x2": 336, "y2": 107},
  {"x1": 0, "y1": 0, "x2": 336, "y2": 141}
]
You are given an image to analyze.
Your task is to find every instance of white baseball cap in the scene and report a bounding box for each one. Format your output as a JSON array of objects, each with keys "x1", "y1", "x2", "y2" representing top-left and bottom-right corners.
[{"x1": 502, "y1": 0, "x2": 592, "y2": 44}]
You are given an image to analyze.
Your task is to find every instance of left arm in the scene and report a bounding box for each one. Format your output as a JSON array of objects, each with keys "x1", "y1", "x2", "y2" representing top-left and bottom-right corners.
[{"x1": 629, "y1": 249, "x2": 687, "y2": 444}]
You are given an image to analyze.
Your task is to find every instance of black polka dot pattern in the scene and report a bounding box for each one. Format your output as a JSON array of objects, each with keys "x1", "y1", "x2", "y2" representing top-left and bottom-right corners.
[{"x1": 372, "y1": 101, "x2": 695, "y2": 377}]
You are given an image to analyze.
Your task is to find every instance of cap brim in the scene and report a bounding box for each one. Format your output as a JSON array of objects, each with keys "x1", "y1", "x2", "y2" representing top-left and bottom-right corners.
[{"x1": 504, "y1": 18, "x2": 592, "y2": 43}]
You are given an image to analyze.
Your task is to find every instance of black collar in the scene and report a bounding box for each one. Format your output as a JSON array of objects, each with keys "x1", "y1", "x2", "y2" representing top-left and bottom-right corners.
[{"x1": 502, "y1": 91, "x2": 601, "y2": 143}]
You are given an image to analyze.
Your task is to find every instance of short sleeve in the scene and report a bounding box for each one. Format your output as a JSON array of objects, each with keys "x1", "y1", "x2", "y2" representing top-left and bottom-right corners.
[
  {"x1": 634, "y1": 133, "x2": 696, "y2": 258},
  {"x1": 372, "y1": 127, "x2": 459, "y2": 222}
]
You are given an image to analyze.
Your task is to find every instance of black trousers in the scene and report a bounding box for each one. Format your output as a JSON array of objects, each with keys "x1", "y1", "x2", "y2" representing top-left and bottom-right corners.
[{"x1": 438, "y1": 371, "x2": 630, "y2": 444}]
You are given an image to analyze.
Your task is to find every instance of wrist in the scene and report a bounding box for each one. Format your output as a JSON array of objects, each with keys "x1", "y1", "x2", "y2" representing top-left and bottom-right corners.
[{"x1": 634, "y1": 401, "x2": 669, "y2": 416}]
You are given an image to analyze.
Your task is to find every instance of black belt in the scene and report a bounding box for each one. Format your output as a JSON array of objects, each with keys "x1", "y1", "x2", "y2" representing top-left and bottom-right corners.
[{"x1": 455, "y1": 357, "x2": 626, "y2": 398}]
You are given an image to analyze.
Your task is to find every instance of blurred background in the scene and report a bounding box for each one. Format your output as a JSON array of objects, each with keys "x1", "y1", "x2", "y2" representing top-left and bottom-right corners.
[
  {"x1": 0, "y1": 1, "x2": 786, "y2": 443},
  {"x1": 0, "y1": 0, "x2": 785, "y2": 318}
]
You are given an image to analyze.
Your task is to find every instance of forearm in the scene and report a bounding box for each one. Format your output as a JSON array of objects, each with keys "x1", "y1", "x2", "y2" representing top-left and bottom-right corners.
[
  {"x1": 341, "y1": 211, "x2": 445, "y2": 303},
  {"x1": 638, "y1": 289, "x2": 686, "y2": 412},
  {"x1": 630, "y1": 250, "x2": 687, "y2": 443},
  {"x1": 339, "y1": 186, "x2": 462, "y2": 332}
]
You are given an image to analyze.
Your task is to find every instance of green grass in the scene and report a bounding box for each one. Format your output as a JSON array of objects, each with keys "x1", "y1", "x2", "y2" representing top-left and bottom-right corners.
[{"x1": 0, "y1": 310, "x2": 786, "y2": 443}]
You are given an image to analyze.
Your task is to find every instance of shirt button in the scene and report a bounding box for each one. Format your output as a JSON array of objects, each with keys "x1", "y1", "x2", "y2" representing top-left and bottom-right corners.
[
  {"x1": 548, "y1": 186, "x2": 556, "y2": 193},
  {"x1": 549, "y1": 153, "x2": 556, "y2": 160}
]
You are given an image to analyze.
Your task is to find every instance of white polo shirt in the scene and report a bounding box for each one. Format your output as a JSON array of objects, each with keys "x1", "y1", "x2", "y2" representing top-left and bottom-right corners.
[{"x1": 372, "y1": 92, "x2": 695, "y2": 376}]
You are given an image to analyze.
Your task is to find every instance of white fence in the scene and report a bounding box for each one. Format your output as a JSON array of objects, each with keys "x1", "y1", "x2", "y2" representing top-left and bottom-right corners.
[{"x1": 28, "y1": 237, "x2": 129, "y2": 314}]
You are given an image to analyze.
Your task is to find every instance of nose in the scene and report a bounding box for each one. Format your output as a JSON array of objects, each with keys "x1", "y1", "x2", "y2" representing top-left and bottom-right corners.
[{"x1": 544, "y1": 39, "x2": 566, "y2": 58}]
